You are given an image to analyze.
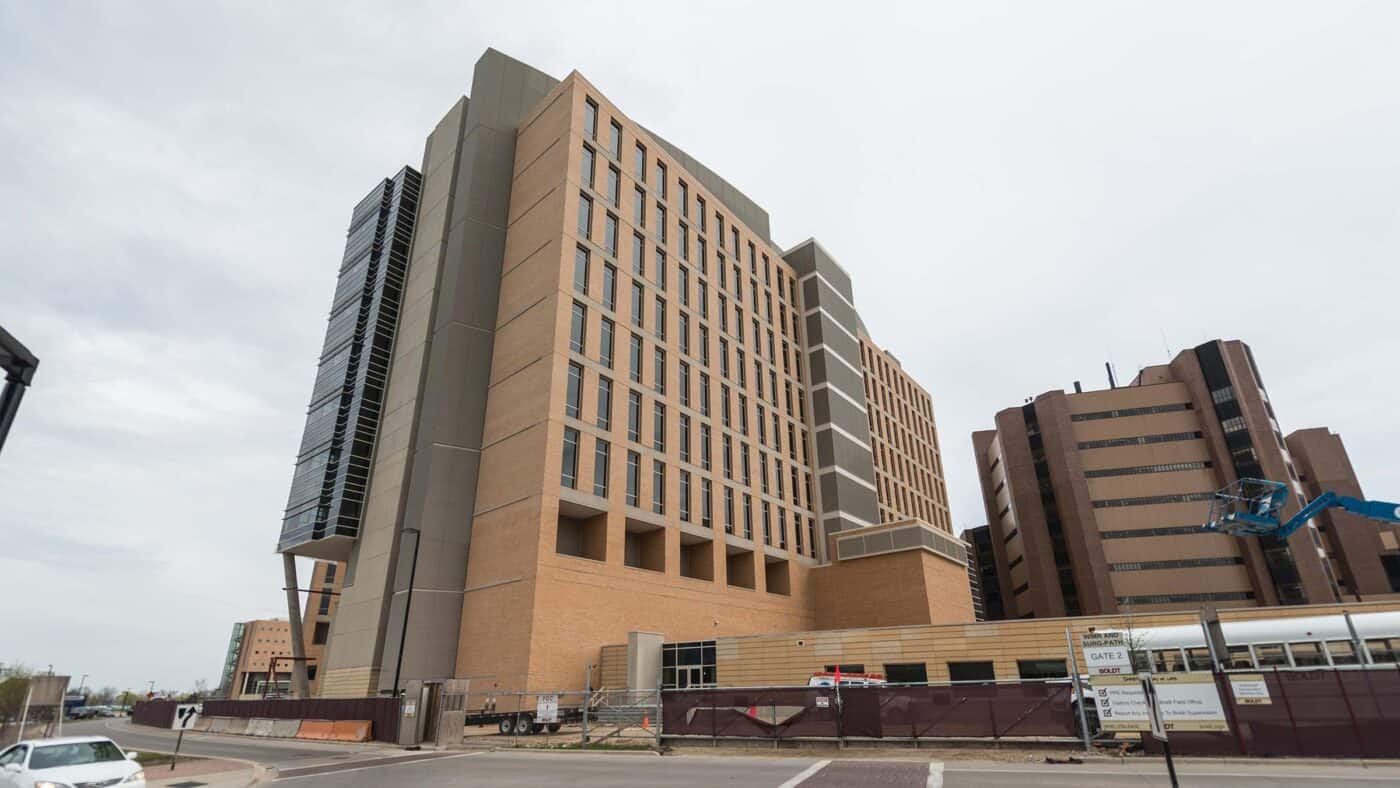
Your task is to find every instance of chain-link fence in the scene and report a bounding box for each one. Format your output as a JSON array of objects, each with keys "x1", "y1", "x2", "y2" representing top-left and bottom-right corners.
[{"x1": 434, "y1": 687, "x2": 662, "y2": 750}]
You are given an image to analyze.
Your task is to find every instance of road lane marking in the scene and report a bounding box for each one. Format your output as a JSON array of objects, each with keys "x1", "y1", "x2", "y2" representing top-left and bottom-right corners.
[
  {"x1": 944, "y1": 766, "x2": 1400, "y2": 782},
  {"x1": 927, "y1": 761, "x2": 944, "y2": 788},
  {"x1": 778, "y1": 758, "x2": 830, "y2": 787},
  {"x1": 276, "y1": 751, "x2": 486, "y2": 782}
]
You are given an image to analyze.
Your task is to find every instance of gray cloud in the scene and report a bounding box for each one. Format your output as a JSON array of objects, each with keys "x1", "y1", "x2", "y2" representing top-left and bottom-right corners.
[{"x1": 1, "y1": 1, "x2": 1396, "y2": 691}]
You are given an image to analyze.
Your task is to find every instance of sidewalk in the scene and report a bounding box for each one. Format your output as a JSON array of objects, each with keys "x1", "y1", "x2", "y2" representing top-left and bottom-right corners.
[{"x1": 145, "y1": 757, "x2": 261, "y2": 787}]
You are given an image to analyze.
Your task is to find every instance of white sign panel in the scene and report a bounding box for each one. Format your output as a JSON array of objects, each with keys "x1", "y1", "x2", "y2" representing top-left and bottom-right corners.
[
  {"x1": 1091, "y1": 672, "x2": 1228, "y2": 733},
  {"x1": 536, "y1": 693, "x2": 559, "y2": 724},
  {"x1": 171, "y1": 704, "x2": 201, "y2": 731},
  {"x1": 815, "y1": 696, "x2": 830, "y2": 708},
  {"x1": 1229, "y1": 674, "x2": 1272, "y2": 705},
  {"x1": 1081, "y1": 631, "x2": 1134, "y2": 677}
]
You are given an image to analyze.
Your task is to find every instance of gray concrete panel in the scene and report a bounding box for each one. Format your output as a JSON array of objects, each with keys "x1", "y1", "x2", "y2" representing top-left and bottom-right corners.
[
  {"x1": 800, "y1": 274, "x2": 859, "y2": 330},
  {"x1": 810, "y1": 385, "x2": 872, "y2": 440},
  {"x1": 814, "y1": 427, "x2": 877, "y2": 482},
  {"x1": 817, "y1": 470, "x2": 881, "y2": 527},
  {"x1": 807, "y1": 349, "x2": 865, "y2": 402},
  {"x1": 804, "y1": 312, "x2": 862, "y2": 366}
]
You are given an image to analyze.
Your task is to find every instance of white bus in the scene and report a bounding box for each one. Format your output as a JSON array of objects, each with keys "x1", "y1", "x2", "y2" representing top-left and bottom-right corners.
[{"x1": 1110, "y1": 611, "x2": 1400, "y2": 672}]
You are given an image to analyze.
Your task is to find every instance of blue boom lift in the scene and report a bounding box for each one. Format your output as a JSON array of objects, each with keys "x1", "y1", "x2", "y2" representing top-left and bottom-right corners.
[{"x1": 1205, "y1": 478, "x2": 1400, "y2": 538}]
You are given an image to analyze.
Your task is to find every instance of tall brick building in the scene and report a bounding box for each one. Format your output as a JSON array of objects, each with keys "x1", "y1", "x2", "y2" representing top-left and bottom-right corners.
[
  {"x1": 973, "y1": 339, "x2": 1400, "y2": 620},
  {"x1": 276, "y1": 49, "x2": 970, "y2": 697}
]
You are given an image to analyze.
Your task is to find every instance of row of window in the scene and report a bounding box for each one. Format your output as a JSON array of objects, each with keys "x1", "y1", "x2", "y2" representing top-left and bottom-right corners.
[
  {"x1": 1077, "y1": 431, "x2": 1205, "y2": 450},
  {"x1": 1083, "y1": 460, "x2": 1213, "y2": 478},
  {"x1": 1115, "y1": 591, "x2": 1255, "y2": 605},
  {"x1": 1109, "y1": 556, "x2": 1245, "y2": 572},
  {"x1": 1091, "y1": 491, "x2": 1215, "y2": 509},
  {"x1": 560, "y1": 424, "x2": 816, "y2": 557},
  {"x1": 1098, "y1": 525, "x2": 1210, "y2": 539},
  {"x1": 1070, "y1": 402, "x2": 1194, "y2": 422}
]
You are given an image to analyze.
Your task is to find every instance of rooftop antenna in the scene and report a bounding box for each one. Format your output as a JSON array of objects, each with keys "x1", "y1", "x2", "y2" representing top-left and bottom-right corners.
[
  {"x1": 1105, "y1": 361, "x2": 1117, "y2": 390},
  {"x1": 1161, "y1": 329, "x2": 1173, "y2": 360}
]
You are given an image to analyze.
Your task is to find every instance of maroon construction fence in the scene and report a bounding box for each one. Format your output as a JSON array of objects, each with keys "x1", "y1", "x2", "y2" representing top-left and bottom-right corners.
[
  {"x1": 131, "y1": 700, "x2": 177, "y2": 729},
  {"x1": 132, "y1": 697, "x2": 401, "y2": 743},
  {"x1": 662, "y1": 681, "x2": 1076, "y2": 740},
  {"x1": 1143, "y1": 666, "x2": 1400, "y2": 758}
]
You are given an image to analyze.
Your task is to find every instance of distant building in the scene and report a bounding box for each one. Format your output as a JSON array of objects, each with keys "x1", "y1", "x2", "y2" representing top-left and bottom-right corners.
[
  {"x1": 963, "y1": 525, "x2": 1005, "y2": 621},
  {"x1": 1286, "y1": 428, "x2": 1400, "y2": 598},
  {"x1": 301, "y1": 560, "x2": 345, "y2": 695},
  {"x1": 215, "y1": 619, "x2": 293, "y2": 699},
  {"x1": 972, "y1": 339, "x2": 1397, "y2": 620}
]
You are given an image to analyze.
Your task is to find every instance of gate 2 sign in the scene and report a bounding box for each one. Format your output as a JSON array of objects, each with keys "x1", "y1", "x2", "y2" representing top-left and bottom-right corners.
[{"x1": 1081, "y1": 631, "x2": 1133, "y2": 677}]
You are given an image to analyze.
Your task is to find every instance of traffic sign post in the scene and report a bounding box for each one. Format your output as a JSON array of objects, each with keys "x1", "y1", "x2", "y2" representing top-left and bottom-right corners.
[
  {"x1": 170, "y1": 704, "x2": 201, "y2": 771},
  {"x1": 1139, "y1": 673, "x2": 1177, "y2": 788}
]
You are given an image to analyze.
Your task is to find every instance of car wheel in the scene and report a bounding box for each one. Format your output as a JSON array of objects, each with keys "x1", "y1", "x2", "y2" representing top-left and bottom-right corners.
[
  {"x1": 497, "y1": 717, "x2": 513, "y2": 735},
  {"x1": 513, "y1": 714, "x2": 534, "y2": 735},
  {"x1": 547, "y1": 723, "x2": 562, "y2": 733}
]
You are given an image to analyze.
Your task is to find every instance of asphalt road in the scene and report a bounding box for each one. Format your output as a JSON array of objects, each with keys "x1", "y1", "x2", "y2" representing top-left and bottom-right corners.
[
  {"x1": 270, "y1": 750, "x2": 1400, "y2": 787},
  {"x1": 63, "y1": 719, "x2": 393, "y2": 770}
]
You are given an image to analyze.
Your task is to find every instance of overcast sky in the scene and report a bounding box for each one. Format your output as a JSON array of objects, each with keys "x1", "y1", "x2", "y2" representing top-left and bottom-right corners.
[{"x1": 2, "y1": 1, "x2": 1397, "y2": 693}]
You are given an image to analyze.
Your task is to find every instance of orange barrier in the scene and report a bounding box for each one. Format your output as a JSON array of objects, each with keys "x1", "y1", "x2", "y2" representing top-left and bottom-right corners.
[
  {"x1": 295, "y1": 719, "x2": 372, "y2": 742},
  {"x1": 328, "y1": 720, "x2": 373, "y2": 742},
  {"x1": 295, "y1": 720, "x2": 336, "y2": 741}
]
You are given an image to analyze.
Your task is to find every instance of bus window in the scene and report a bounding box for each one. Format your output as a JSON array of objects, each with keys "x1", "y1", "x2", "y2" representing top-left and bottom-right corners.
[
  {"x1": 1186, "y1": 648, "x2": 1213, "y2": 671},
  {"x1": 1326, "y1": 640, "x2": 1360, "y2": 665},
  {"x1": 1288, "y1": 642, "x2": 1327, "y2": 667},
  {"x1": 1153, "y1": 649, "x2": 1186, "y2": 673},
  {"x1": 1129, "y1": 650, "x2": 1152, "y2": 672},
  {"x1": 1226, "y1": 646, "x2": 1254, "y2": 669},
  {"x1": 1367, "y1": 638, "x2": 1399, "y2": 664},
  {"x1": 1254, "y1": 643, "x2": 1290, "y2": 667}
]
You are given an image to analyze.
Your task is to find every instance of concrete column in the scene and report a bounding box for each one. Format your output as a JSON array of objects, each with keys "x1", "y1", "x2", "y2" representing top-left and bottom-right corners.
[{"x1": 282, "y1": 554, "x2": 312, "y2": 699}]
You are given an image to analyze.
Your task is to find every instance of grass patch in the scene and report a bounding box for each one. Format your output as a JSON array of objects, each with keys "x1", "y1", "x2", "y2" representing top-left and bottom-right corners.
[{"x1": 131, "y1": 751, "x2": 198, "y2": 767}]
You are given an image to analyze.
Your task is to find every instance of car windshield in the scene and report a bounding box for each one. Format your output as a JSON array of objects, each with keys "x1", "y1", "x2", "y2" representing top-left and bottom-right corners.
[{"x1": 30, "y1": 741, "x2": 125, "y2": 770}]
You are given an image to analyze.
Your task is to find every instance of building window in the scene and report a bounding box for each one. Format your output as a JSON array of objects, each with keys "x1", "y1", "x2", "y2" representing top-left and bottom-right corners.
[
  {"x1": 653, "y1": 402, "x2": 666, "y2": 451},
  {"x1": 629, "y1": 333, "x2": 643, "y2": 384},
  {"x1": 699, "y1": 372, "x2": 711, "y2": 415},
  {"x1": 317, "y1": 593, "x2": 331, "y2": 615},
  {"x1": 654, "y1": 348, "x2": 666, "y2": 394},
  {"x1": 608, "y1": 119, "x2": 621, "y2": 157},
  {"x1": 577, "y1": 193, "x2": 592, "y2": 239},
  {"x1": 573, "y1": 245, "x2": 590, "y2": 294},
  {"x1": 679, "y1": 470, "x2": 691, "y2": 522},
  {"x1": 597, "y1": 376, "x2": 613, "y2": 429},
  {"x1": 323, "y1": 564, "x2": 337, "y2": 583},
  {"x1": 606, "y1": 165, "x2": 620, "y2": 206},
  {"x1": 604, "y1": 213, "x2": 618, "y2": 255},
  {"x1": 679, "y1": 361, "x2": 691, "y2": 407},
  {"x1": 313, "y1": 622, "x2": 329, "y2": 645},
  {"x1": 632, "y1": 282, "x2": 645, "y2": 328},
  {"x1": 742, "y1": 493, "x2": 752, "y2": 540},
  {"x1": 948, "y1": 662, "x2": 995, "y2": 683},
  {"x1": 655, "y1": 161, "x2": 667, "y2": 196},
  {"x1": 701, "y1": 479, "x2": 713, "y2": 528},
  {"x1": 634, "y1": 186, "x2": 646, "y2": 228},
  {"x1": 634, "y1": 142, "x2": 646, "y2": 181},
  {"x1": 654, "y1": 248, "x2": 666, "y2": 290},
  {"x1": 700, "y1": 424, "x2": 712, "y2": 470},
  {"x1": 653, "y1": 460, "x2": 666, "y2": 514},
  {"x1": 602, "y1": 264, "x2": 617, "y2": 310},
  {"x1": 662, "y1": 641, "x2": 717, "y2": 688},
  {"x1": 580, "y1": 144, "x2": 595, "y2": 189},
  {"x1": 599, "y1": 317, "x2": 615, "y2": 368},
  {"x1": 626, "y1": 450, "x2": 641, "y2": 507},
  {"x1": 593, "y1": 439, "x2": 610, "y2": 497},
  {"x1": 679, "y1": 413, "x2": 691, "y2": 461},
  {"x1": 628, "y1": 391, "x2": 642, "y2": 443},
  {"x1": 1016, "y1": 659, "x2": 1068, "y2": 680},
  {"x1": 654, "y1": 297, "x2": 666, "y2": 339},
  {"x1": 565, "y1": 362, "x2": 583, "y2": 418},
  {"x1": 583, "y1": 98, "x2": 598, "y2": 139},
  {"x1": 724, "y1": 486, "x2": 735, "y2": 534},
  {"x1": 562, "y1": 427, "x2": 580, "y2": 488},
  {"x1": 656, "y1": 204, "x2": 667, "y2": 243},
  {"x1": 569, "y1": 301, "x2": 586, "y2": 353}
]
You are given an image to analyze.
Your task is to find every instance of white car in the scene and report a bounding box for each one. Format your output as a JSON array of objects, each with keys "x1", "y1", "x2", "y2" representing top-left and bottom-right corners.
[{"x1": 0, "y1": 736, "x2": 144, "y2": 788}]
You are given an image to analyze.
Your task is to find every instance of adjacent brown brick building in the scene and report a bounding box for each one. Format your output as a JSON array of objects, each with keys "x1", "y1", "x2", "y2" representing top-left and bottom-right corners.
[
  {"x1": 278, "y1": 49, "x2": 970, "y2": 698},
  {"x1": 973, "y1": 339, "x2": 1400, "y2": 620}
]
